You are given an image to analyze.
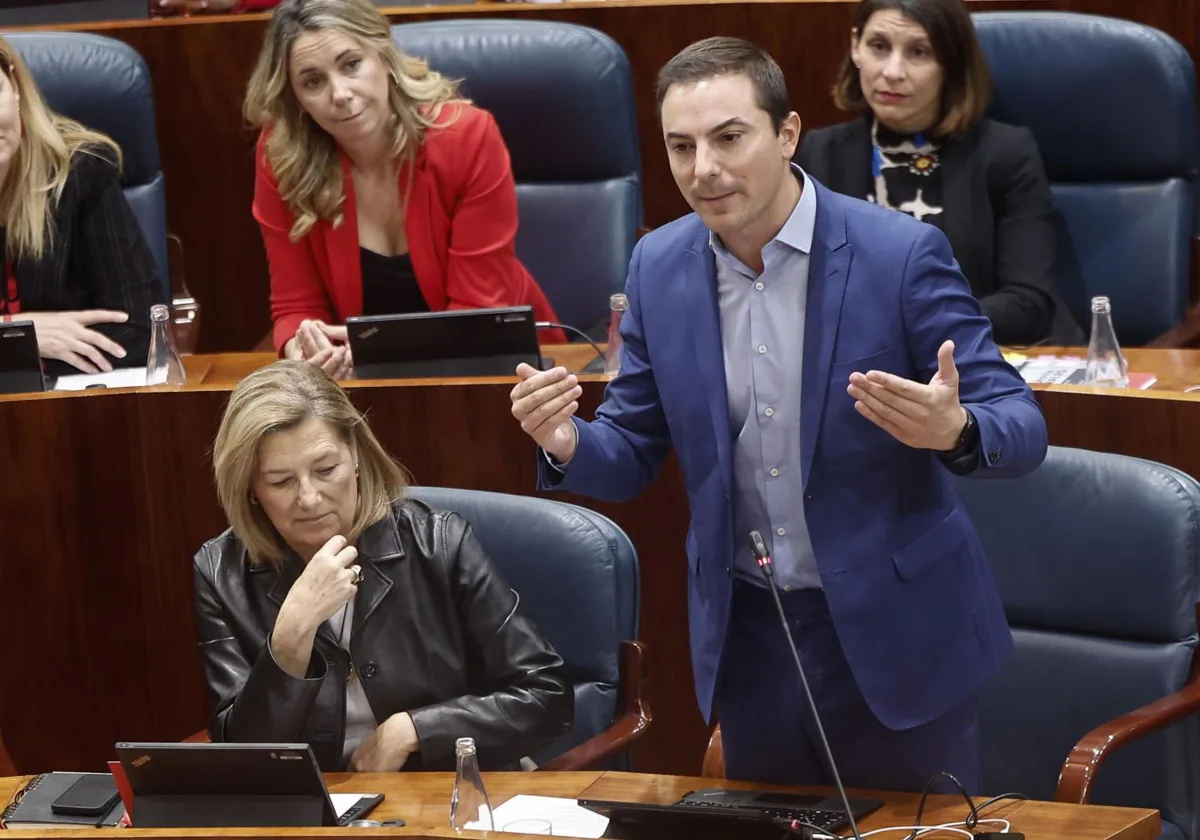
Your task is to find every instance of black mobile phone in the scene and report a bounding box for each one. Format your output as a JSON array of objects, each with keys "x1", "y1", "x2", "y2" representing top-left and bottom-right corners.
[{"x1": 50, "y1": 775, "x2": 121, "y2": 817}]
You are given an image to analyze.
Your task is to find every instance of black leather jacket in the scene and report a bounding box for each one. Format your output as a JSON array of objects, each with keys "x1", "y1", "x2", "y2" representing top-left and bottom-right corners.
[{"x1": 192, "y1": 498, "x2": 574, "y2": 771}]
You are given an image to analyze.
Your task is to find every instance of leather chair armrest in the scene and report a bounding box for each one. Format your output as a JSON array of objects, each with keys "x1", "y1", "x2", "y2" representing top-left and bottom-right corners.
[
  {"x1": 167, "y1": 234, "x2": 201, "y2": 355},
  {"x1": 701, "y1": 725, "x2": 724, "y2": 779},
  {"x1": 540, "y1": 640, "x2": 651, "y2": 771},
  {"x1": 1148, "y1": 303, "x2": 1200, "y2": 348},
  {"x1": 1057, "y1": 666, "x2": 1200, "y2": 803},
  {"x1": 0, "y1": 731, "x2": 16, "y2": 776},
  {"x1": 184, "y1": 729, "x2": 211, "y2": 744}
]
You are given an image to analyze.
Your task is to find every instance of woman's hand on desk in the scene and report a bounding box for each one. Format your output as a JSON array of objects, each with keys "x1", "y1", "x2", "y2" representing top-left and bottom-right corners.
[
  {"x1": 349, "y1": 713, "x2": 419, "y2": 772},
  {"x1": 25, "y1": 310, "x2": 129, "y2": 374},
  {"x1": 285, "y1": 320, "x2": 354, "y2": 381}
]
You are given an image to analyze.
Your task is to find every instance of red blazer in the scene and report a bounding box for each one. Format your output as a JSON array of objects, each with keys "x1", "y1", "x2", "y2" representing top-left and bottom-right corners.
[{"x1": 253, "y1": 103, "x2": 566, "y2": 352}]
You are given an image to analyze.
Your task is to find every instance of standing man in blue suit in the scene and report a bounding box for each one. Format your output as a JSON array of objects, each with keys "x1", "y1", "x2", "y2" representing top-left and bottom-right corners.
[{"x1": 509, "y1": 37, "x2": 1047, "y2": 791}]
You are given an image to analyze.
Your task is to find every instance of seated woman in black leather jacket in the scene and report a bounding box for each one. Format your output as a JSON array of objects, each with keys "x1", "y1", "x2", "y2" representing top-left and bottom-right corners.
[{"x1": 192, "y1": 360, "x2": 573, "y2": 772}]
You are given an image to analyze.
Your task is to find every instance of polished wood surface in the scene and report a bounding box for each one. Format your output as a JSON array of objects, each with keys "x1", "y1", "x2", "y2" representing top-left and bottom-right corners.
[
  {"x1": 5, "y1": 347, "x2": 1200, "y2": 778},
  {"x1": 12, "y1": 0, "x2": 1192, "y2": 352},
  {"x1": 0, "y1": 770, "x2": 1163, "y2": 840}
]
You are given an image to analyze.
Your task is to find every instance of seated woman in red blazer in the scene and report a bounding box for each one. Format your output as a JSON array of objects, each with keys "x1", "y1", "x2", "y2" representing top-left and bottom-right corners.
[{"x1": 243, "y1": 0, "x2": 564, "y2": 377}]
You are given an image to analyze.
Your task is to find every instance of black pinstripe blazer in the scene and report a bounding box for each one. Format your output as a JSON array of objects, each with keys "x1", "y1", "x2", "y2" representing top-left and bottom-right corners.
[{"x1": 7, "y1": 146, "x2": 164, "y2": 378}]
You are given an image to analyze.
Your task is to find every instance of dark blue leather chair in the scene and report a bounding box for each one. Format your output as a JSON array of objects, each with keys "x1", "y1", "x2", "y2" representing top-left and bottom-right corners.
[
  {"x1": 973, "y1": 13, "x2": 1198, "y2": 346},
  {"x1": 407, "y1": 486, "x2": 648, "y2": 770},
  {"x1": 954, "y1": 447, "x2": 1200, "y2": 840},
  {"x1": 4, "y1": 31, "x2": 169, "y2": 299},
  {"x1": 391, "y1": 20, "x2": 641, "y2": 337}
]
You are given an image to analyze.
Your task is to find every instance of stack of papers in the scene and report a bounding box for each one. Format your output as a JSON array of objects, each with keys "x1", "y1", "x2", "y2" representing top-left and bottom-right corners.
[
  {"x1": 53, "y1": 367, "x2": 149, "y2": 391},
  {"x1": 466, "y1": 795, "x2": 609, "y2": 837}
]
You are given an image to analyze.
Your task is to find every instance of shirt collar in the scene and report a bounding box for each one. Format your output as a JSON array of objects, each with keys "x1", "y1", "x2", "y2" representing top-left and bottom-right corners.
[{"x1": 709, "y1": 163, "x2": 817, "y2": 259}]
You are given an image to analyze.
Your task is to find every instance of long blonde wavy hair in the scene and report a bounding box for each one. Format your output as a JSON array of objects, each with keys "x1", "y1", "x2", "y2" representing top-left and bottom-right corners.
[
  {"x1": 243, "y1": 0, "x2": 462, "y2": 241},
  {"x1": 0, "y1": 36, "x2": 122, "y2": 263}
]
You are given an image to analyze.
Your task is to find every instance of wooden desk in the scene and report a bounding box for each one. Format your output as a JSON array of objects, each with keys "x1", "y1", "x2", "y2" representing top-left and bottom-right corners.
[
  {"x1": 0, "y1": 771, "x2": 1163, "y2": 839},
  {"x1": 4, "y1": 346, "x2": 1200, "y2": 779},
  {"x1": 21, "y1": 0, "x2": 1194, "y2": 352}
]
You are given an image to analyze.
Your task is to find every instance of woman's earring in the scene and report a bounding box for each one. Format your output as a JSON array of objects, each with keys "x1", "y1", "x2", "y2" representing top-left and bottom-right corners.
[
  {"x1": 355, "y1": 463, "x2": 360, "y2": 478},
  {"x1": 250, "y1": 495, "x2": 259, "y2": 506}
]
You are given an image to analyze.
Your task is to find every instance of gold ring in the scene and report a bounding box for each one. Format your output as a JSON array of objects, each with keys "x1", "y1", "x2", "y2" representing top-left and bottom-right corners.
[{"x1": 351, "y1": 565, "x2": 363, "y2": 586}]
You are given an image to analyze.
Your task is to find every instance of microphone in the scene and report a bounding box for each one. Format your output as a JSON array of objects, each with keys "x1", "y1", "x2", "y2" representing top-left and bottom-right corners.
[{"x1": 748, "y1": 530, "x2": 863, "y2": 840}]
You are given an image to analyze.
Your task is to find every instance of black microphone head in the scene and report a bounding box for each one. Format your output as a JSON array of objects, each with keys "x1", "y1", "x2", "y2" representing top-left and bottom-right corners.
[{"x1": 748, "y1": 530, "x2": 769, "y2": 560}]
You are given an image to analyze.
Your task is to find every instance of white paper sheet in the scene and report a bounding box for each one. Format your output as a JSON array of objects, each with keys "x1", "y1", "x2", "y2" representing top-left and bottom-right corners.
[
  {"x1": 468, "y1": 794, "x2": 610, "y2": 837},
  {"x1": 53, "y1": 367, "x2": 148, "y2": 391},
  {"x1": 331, "y1": 794, "x2": 371, "y2": 819}
]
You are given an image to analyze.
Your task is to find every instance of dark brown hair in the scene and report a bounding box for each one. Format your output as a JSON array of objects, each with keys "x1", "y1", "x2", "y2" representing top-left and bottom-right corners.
[
  {"x1": 656, "y1": 37, "x2": 791, "y2": 133},
  {"x1": 832, "y1": 0, "x2": 991, "y2": 137}
]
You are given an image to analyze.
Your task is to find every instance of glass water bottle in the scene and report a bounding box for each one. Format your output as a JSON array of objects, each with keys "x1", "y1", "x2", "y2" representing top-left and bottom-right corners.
[
  {"x1": 605, "y1": 293, "x2": 629, "y2": 376},
  {"x1": 1083, "y1": 296, "x2": 1127, "y2": 388},
  {"x1": 449, "y1": 737, "x2": 492, "y2": 832},
  {"x1": 145, "y1": 304, "x2": 186, "y2": 387}
]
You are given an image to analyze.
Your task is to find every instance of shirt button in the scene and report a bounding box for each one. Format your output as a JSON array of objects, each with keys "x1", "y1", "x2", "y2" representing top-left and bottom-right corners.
[
  {"x1": 784, "y1": 585, "x2": 793, "y2": 592},
  {"x1": 770, "y1": 467, "x2": 780, "y2": 477},
  {"x1": 764, "y1": 407, "x2": 774, "y2": 417},
  {"x1": 360, "y1": 662, "x2": 379, "y2": 680},
  {"x1": 755, "y1": 282, "x2": 764, "y2": 291},
  {"x1": 989, "y1": 451, "x2": 1001, "y2": 464},
  {"x1": 758, "y1": 345, "x2": 767, "y2": 354},
  {"x1": 777, "y1": 527, "x2": 786, "y2": 536}
]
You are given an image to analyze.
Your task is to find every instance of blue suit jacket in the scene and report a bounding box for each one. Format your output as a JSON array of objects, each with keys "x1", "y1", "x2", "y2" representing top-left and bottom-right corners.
[{"x1": 540, "y1": 181, "x2": 1048, "y2": 730}]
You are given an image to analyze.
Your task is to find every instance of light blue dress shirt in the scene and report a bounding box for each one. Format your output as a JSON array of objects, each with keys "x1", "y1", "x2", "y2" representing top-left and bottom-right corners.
[{"x1": 711, "y1": 166, "x2": 821, "y2": 591}]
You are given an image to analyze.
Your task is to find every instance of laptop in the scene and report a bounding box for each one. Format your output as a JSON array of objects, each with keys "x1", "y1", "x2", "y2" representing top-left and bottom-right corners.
[
  {"x1": 578, "y1": 787, "x2": 884, "y2": 838},
  {"x1": 114, "y1": 742, "x2": 382, "y2": 828},
  {"x1": 346, "y1": 306, "x2": 542, "y2": 380},
  {"x1": 0, "y1": 320, "x2": 46, "y2": 395}
]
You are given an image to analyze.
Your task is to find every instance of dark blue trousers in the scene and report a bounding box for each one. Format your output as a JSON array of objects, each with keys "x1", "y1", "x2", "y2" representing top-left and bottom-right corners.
[{"x1": 714, "y1": 581, "x2": 981, "y2": 794}]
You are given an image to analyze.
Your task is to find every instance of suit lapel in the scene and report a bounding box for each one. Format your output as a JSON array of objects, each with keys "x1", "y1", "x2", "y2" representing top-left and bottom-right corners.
[
  {"x1": 262, "y1": 554, "x2": 339, "y2": 648},
  {"x1": 937, "y1": 133, "x2": 975, "y2": 290},
  {"x1": 684, "y1": 231, "x2": 734, "y2": 498},
  {"x1": 839, "y1": 119, "x2": 875, "y2": 204},
  {"x1": 350, "y1": 514, "x2": 402, "y2": 638},
  {"x1": 801, "y1": 184, "x2": 852, "y2": 488}
]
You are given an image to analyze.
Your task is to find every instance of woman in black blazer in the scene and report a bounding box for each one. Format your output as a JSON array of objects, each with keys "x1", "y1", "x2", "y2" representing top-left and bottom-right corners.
[
  {"x1": 797, "y1": 0, "x2": 1083, "y2": 346},
  {"x1": 0, "y1": 35, "x2": 163, "y2": 377}
]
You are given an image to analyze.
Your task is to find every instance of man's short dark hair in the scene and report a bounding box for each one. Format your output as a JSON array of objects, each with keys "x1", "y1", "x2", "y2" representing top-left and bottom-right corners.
[{"x1": 656, "y1": 37, "x2": 791, "y2": 133}]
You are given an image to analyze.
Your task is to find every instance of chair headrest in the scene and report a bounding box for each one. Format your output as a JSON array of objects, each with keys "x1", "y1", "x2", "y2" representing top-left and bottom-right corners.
[
  {"x1": 973, "y1": 12, "x2": 1198, "y2": 181},
  {"x1": 954, "y1": 446, "x2": 1200, "y2": 642},
  {"x1": 2, "y1": 31, "x2": 160, "y2": 186},
  {"x1": 391, "y1": 20, "x2": 639, "y2": 183}
]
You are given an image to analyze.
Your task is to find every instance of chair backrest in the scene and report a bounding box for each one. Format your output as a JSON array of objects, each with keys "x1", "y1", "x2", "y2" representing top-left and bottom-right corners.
[
  {"x1": 953, "y1": 447, "x2": 1200, "y2": 837},
  {"x1": 973, "y1": 12, "x2": 1198, "y2": 346},
  {"x1": 391, "y1": 20, "x2": 641, "y2": 335},
  {"x1": 2, "y1": 31, "x2": 168, "y2": 297},
  {"x1": 406, "y1": 487, "x2": 640, "y2": 768}
]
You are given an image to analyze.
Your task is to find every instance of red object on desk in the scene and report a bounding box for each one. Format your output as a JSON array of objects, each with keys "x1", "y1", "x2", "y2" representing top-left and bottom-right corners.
[{"x1": 106, "y1": 760, "x2": 134, "y2": 825}]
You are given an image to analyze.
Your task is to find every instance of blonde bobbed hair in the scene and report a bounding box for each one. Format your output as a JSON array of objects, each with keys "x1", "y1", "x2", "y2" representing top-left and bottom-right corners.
[
  {"x1": 213, "y1": 360, "x2": 409, "y2": 568},
  {"x1": 0, "y1": 35, "x2": 122, "y2": 263},
  {"x1": 243, "y1": 0, "x2": 463, "y2": 241}
]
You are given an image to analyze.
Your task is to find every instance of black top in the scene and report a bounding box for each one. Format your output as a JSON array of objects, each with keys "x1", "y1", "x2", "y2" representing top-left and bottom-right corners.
[
  {"x1": 360, "y1": 247, "x2": 429, "y2": 316},
  {"x1": 798, "y1": 116, "x2": 1085, "y2": 346},
  {"x1": 13, "y1": 146, "x2": 164, "y2": 377},
  {"x1": 869, "y1": 121, "x2": 945, "y2": 230}
]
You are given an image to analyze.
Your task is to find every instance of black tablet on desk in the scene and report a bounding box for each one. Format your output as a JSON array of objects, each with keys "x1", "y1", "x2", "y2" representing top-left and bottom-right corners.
[
  {"x1": 114, "y1": 742, "x2": 383, "y2": 828},
  {"x1": 0, "y1": 320, "x2": 46, "y2": 395},
  {"x1": 347, "y1": 306, "x2": 543, "y2": 379}
]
